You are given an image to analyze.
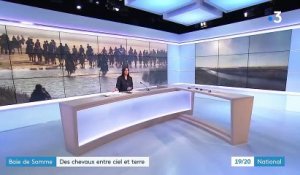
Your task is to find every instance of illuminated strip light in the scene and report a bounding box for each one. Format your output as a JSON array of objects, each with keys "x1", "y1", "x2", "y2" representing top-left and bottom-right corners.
[
  {"x1": 2, "y1": 16, "x2": 300, "y2": 46},
  {"x1": 179, "y1": 23, "x2": 300, "y2": 45},
  {"x1": 0, "y1": 19, "x2": 178, "y2": 45},
  {"x1": 175, "y1": 83, "x2": 300, "y2": 96},
  {"x1": 20, "y1": 21, "x2": 34, "y2": 25}
]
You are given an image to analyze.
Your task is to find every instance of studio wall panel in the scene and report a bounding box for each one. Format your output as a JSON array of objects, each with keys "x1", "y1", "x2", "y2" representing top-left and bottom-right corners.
[
  {"x1": 247, "y1": 51, "x2": 289, "y2": 91},
  {"x1": 178, "y1": 71, "x2": 195, "y2": 83},
  {"x1": 195, "y1": 56, "x2": 218, "y2": 85},
  {"x1": 249, "y1": 30, "x2": 292, "y2": 53},
  {"x1": 196, "y1": 40, "x2": 218, "y2": 56},
  {"x1": 286, "y1": 51, "x2": 300, "y2": 92},
  {"x1": 286, "y1": 29, "x2": 300, "y2": 92},
  {"x1": 167, "y1": 44, "x2": 180, "y2": 71},
  {"x1": 167, "y1": 44, "x2": 195, "y2": 84},
  {"x1": 290, "y1": 29, "x2": 300, "y2": 52},
  {"x1": 219, "y1": 37, "x2": 249, "y2": 55},
  {"x1": 195, "y1": 30, "x2": 291, "y2": 91},
  {"x1": 218, "y1": 54, "x2": 248, "y2": 87}
]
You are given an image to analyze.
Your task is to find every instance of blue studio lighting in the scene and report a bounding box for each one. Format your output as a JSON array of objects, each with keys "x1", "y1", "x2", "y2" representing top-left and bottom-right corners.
[
  {"x1": 125, "y1": 0, "x2": 196, "y2": 15},
  {"x1": 165, "y1": 8, "x2": 219, "y2": 26},
  {"x1": 204, "y1": 0, "x2": 271, "y2": 12},
  {"x1": 163, "y1": 2, "x2": 222, "y2": 26}
]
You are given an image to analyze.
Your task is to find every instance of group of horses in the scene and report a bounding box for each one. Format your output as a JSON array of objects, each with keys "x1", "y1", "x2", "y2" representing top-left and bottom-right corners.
[
  {"x1": 0, "y1": 34, "x2": 25, "y2": 55},
  {"x1": 0, "y1": 34, "x2": 168, "y2": 77}
]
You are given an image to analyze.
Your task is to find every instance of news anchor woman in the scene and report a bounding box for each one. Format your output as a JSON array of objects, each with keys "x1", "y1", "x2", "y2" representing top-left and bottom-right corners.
[{"x1": 115, "y1": 67, "x2": 133, "y2": 92}]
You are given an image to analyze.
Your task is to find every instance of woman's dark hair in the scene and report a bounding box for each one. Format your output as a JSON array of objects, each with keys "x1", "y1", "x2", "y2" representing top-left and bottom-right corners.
[{"x1": 121, "y1": 67, "x2": 130, "y2": 77}]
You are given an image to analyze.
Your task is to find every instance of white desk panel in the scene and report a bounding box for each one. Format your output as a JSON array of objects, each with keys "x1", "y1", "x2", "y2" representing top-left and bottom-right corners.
[{"x1": 77, "y1": 91, "x2": 192, "y2": 146}]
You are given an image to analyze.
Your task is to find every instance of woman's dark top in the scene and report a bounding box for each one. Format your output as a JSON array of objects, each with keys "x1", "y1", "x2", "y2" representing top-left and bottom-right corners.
[{"x1": 116, "y1": 75, "x2": 133, "y2": 92}]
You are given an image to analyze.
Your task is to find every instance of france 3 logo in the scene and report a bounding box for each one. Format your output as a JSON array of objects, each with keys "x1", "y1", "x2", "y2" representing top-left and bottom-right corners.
[{"x1": 268, "y1": 11, "x2": 282, "y2": 23}]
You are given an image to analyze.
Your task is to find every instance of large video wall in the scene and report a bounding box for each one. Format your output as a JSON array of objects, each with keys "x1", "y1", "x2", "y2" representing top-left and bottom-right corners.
[
  {"x1": 195, "y1": 30, "x2": 291, "y2": 91},
  {"x1": 0, "y1": 24, "x2": 167, "y2": 106}
]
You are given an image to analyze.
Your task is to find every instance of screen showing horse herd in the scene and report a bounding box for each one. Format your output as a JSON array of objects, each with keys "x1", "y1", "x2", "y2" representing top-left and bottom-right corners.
[{"x1": 0, "y1": 25, "x2": 168, "y2": 106}]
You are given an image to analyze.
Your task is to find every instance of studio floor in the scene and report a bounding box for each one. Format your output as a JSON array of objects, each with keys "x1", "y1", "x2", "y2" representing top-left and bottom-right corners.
[{"x1": 0, "y1": 102, "x2": 300, "y2": 175}]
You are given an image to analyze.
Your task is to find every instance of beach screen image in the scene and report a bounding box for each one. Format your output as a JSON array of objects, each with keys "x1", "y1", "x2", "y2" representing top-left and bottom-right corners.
[
  {"x1": 195, "y1": 40, "x2": 219, "y2": 85},
  {"x1": 0, "y1": 25, "x2": 167, "y2": 106},
  {"x1": 195, "y1": 30, "x2": 291, "y2": 91}
]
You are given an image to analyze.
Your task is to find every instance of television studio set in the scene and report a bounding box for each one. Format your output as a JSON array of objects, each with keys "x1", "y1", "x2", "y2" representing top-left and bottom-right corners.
[{"x1": 0, "y1": 0, "x2": 300, "y2": 174}]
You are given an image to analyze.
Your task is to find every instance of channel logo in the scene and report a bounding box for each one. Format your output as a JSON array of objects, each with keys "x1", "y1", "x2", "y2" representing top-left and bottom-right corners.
[{"x1": 268, "y1": 11, "x2": 282, "y2": 23}]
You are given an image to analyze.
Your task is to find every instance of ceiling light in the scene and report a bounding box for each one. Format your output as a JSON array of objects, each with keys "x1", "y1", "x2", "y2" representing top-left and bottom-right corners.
[
  {"x1": 204, "y1": 0, "x2": 271, "y2": 13},
  {"x1": 20, "y1": 21, "x2": 34, "y2": 25},
  {"x1": 200, "y1": 22, "x2": 207, "y2": 28},
  {"x1": 125, "y1": 0, "x2": 195, "y2": 15},
  {"x1": 163, "y1": 1, "x2": 222, "y2": 26},
  {"x1": 76, "y1": 5, "x2": 82, "y2": 10}
]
